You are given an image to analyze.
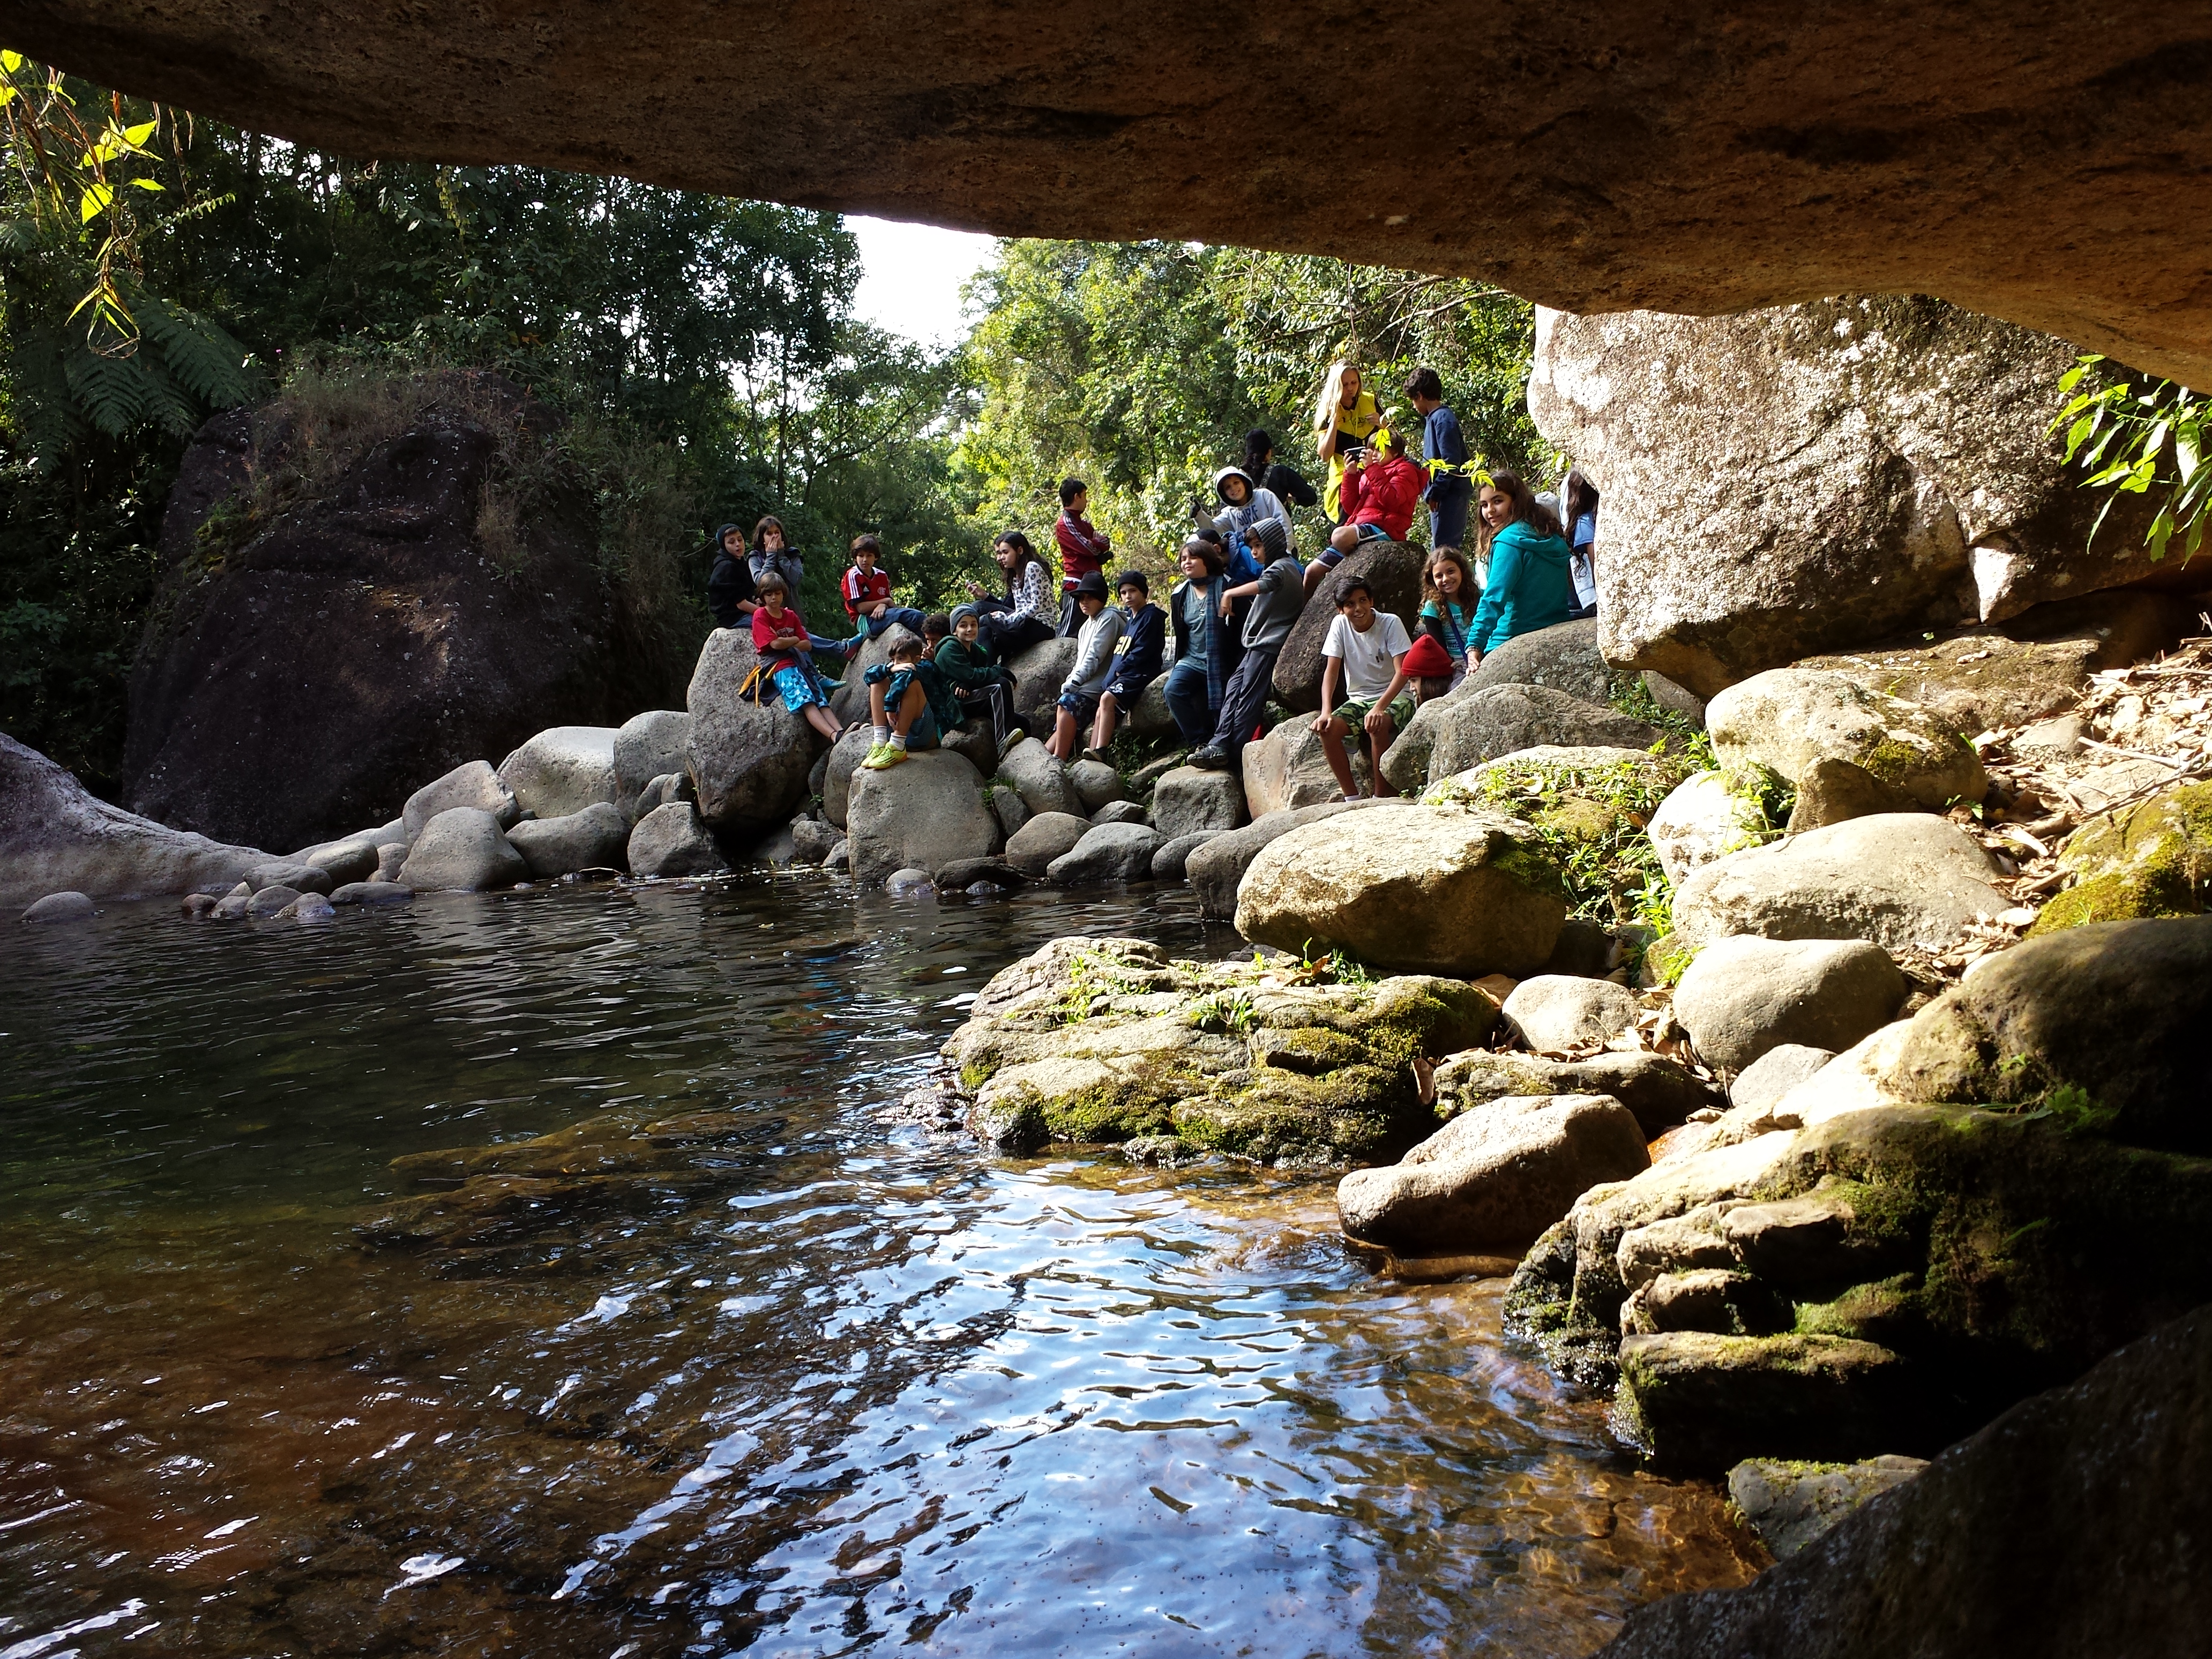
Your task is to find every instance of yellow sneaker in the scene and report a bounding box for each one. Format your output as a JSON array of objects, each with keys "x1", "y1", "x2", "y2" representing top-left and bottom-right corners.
[
  {"x1": 861, "y1": 743, "x2": 894, "y2": 769},
  {"x1": 875, "y1": 744, "x2": 911, "y2": 768}
]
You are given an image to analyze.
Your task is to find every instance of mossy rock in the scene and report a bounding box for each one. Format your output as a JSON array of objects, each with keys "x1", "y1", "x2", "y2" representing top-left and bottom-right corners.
[{"x1": 2028, "y1": 780, "x2": 2212, "y2": 937}]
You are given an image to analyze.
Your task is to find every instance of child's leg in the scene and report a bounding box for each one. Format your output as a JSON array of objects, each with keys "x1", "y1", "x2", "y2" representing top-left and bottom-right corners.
[
  {"x1": 1316, "y1": 716, "x2": 1358, "y2": 797},
  {"x1": 804, "y1": 704, "x2": 842, "y2": 742},
  {"x1": 1090, "y1": 692, "x2": 1119, "y2": 754},
  {"x1": 1050, "y1": 705, "x2": 1077, "y2": 759},
  {"x1": 890, "y1": 681, "x2": 928, "y2": 739},
  {"x1": 1365, "y1": 710, "x2": 1399, "y2": 796}
]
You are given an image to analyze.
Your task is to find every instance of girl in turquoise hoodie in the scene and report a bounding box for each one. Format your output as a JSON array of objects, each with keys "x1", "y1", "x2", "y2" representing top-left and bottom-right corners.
[{"x1": 1468, "y1": 468, "x2": 1576, "y2": 658}]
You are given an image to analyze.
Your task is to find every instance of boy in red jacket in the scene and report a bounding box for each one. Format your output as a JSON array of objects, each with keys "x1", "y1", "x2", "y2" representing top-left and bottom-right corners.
[
  {"x1": 1052, "y1": 477, "x2": 1111, "y2": 636},
  {"x1": 1305, "y1": 428, "x2": 1426, "y2": 594},
  {"x1": 841, "y1": 534, "x2": 929, "y2": 642}
]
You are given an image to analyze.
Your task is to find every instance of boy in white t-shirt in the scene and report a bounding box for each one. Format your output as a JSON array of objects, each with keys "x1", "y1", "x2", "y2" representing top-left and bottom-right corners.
[{"x1": 1312, "y1": 576, "x2": 1414, "y2": 799}]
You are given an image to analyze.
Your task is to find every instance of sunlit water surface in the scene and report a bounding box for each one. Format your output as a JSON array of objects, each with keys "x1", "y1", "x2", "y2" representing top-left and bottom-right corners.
[{"x1": 0, "y1": 876, "x2": 1759, "y2": 1657}]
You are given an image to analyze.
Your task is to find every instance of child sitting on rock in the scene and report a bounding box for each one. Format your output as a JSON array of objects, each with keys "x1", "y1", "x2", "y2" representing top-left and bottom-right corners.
[
  {"x1": 1312, "y1": 574, "x2": 1413, "y2": 799},
  {"x1": 750, "y1": 572, "x2": 843, "y2": 744},
  {"x1": 933, "y1": 610, "x2": 1022, "y2": 754},
  {"x1": 861, "y1": 634, "x2": 963, "y2": 769},
  {"x1": 1414, "y1": 544, "x2": 1478, "y2": 697},
  {"x1": 1047, "y1": 571, "x2": 1124, "y2": 760},
  {"x1": 1084, "y1": 570, "x2": 1165, "y2": 763},
  {"x1": 843, "y1": 534, "x2": 930, "y2": 643}
]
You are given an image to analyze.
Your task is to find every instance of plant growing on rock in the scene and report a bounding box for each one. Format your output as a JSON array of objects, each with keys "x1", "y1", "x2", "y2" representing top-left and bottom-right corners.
[{"x1": 2055, "y1": 355, "x2": 2208, "y2": 563}]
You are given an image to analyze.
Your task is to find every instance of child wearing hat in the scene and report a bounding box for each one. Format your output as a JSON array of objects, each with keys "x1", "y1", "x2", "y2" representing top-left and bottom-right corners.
[{"x1": 1047, "y1": 571, "x2": 1125, "y2": 760}]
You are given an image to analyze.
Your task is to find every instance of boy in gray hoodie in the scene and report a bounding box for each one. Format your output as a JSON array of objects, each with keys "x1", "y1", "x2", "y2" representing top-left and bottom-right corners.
[{"x1": 1187, "y1": 518, "x2": 1303, "y2": 771}]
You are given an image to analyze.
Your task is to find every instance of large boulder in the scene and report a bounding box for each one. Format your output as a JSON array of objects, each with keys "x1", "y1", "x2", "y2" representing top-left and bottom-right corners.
[
  {"x1": 2028, "y1": 778, "x2": 2212, "y2": 936},
  {"x1": 1242, "y1": 719, "x2": 1369, "y2": 814},
  {"x1": 1005, "y1": 637, "x2": 1081, "y2": 736},
  {"x1": 0, "y1": 731, "x2": 268, "y2": 906},
  {"x1": 122, "y1": 376, "x2": 682, "y2": 851},
  {"x1": 627, "y1": 801, "x2": 727, "y2": 878},
  {"x1": 496, "y1": 725, "x2": 621, "y2": 821},
  {"x1": 1707, "y1": 667, "x2": 1987, "y2": 810},
  {"x1": 845, "y1": 750, "x2": 999, "y2": 885},
  {"x1": 1004, "y1": 811, "x2": 1089, "y2": 876},
  {"x1": 1879, "y1": 915, "x2": 2212, "y2": 1155},
  {"x1": 994, "y1": 736, "x2": 1084, "y2": 818},
  {"x1": 1235, "y1": 804, "x2": 1570, "y2": 977},
  {"x1": 1272, "y1": 540, "x2": 1426, "y2": 712},
  {"x1": 1046, "y1": 822, "x2": 1163, "y2": 884},
  {"x1": 397, "y1": 807, "x2": 528, "y2": 891},
  {"x1": 1186, "y1": 798, "x2": 1386, "y2": 920},
  {"x1": 1526, "y1": 295, "x2": 2179, "y2": 699},
  {"x1": 1596, "y1": 1305, "x2": 2212, "y2": 1659},
  {"x1": 1671, "y1": 813, "x2": 2009, "y2": 953},
  {"x1": 685, "y1": 627, "x2": 820, "y2": 835},
  {"x1": 1337, "y1": 1093, "x2": 1650, "y2": 1252},
  {"x1": 505, "y1": 801, "x2": 630, "y2": 877},
  {"x1": 1647, "y1": 769, "x2": 1780, "y2": 889},
  {"x1": 819, "y1": 727, "x2": 875, "y2": 829},
  {"x1": 1382, "y1": 683, "x2": 1663, "y2": 796},
  {"x1": 1149, "y1": 766, "x2": 1245, "y2": 841},
  {"x1": 402, "y1": 760, "x2": 518, "y2": 841},
  {"x1": 1461, "y1": 617, "x2": 1632, "y2": 707},
  {"x1": 1725, "y1": 1454, "x2": 1929, "y2": 1562},
  {"x1": 1673, "y1": 936, "x2": 1907, "y2": 1079},
  {"x1": 610, "y1": 709, "x2": 693, "y2": 816}
]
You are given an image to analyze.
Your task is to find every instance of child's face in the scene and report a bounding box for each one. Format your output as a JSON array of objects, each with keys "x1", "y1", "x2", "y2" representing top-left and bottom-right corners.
[
  {"x1": 955, "y1": 615, "x2": 979, "y2": 644},
  {"x1": 763, "y1": 527, "x2": 785, "y2": 551},
  {"x1": 1223, "y1": 477, "x2": 1249, "y2": 505},
  {"x1": 1432, "y1": 561, "x2": 1462, "y2": 596},
  {"x1": 722, "y1": 529, "x2": 744, "y2": 554},
  {"x1": 1180, "y1": 551, "x2": 1209, "y2": 581},
  {"x1": 856, "y1": 548, "x2": 877, "y2": 570},
  {"x1": 1079, "y1": 595, "x2": 1104, "y2": 617},
  {"x1": 1479, "y1": 487, "x2": 1513, "y2": 529},
  {"x1": 764, "y1": 591, "x2": 788, "y2": 615},
  {"x1": 1340, "y1": 591, "x2": 1376, "y2": 630},
  {"x1": 1118, "y1": 585, "x2": 1146, "y2": 610},
  {"x1": 1068, "y1": 489, "x2": 1088, "y2": 517}
]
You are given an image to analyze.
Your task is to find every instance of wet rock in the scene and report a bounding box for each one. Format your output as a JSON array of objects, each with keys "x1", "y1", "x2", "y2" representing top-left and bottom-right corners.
[
  {"x1": 1338, "y1": 1093, "x2": 1649, "y2": 1252},
  {"x1": 244, "y1": 859, "x2": 335, "y2": 895},
  {"x1": 1047, "y1": 822, "x2": 1162, "y2": 884},
  {"x1": 1272, "y1": 539, "x2": 1426, "y2": 712},
  {"x1": 1618, "y1": 1331, "x2": 1919, "y2": 1474},
  {"x1": 277, "y1": 891, "x2": 337, "y2": 922},
  {"x1": 995, "y1": 736, "x2": 1083, "y2": 819},
  {"x1": 1672, "y1": 813, "x2": 2009, "y2": 953},
  {"x1": 1528, "y1": 296, "x2": 2172, "y2": 701},
  {"x1": 1149, "y1": 766, "x2": 1244, "y2": 841},
  {"x1": 329, "y1": 880, "x2": 415, "y2": 906},
  {"x1": 1730, "y1": 1043, "x2": 1837, "y2": 1115},
  {"x1": 611, "y1": 709, "x2": 693, "y2": 817},
  {"x1": 211, "y1": 881, "x2": 252, "y2": 919},
  {"x1": 1185, "y1": 799, "x2": 1387, "y2": 920},
  {"x1": 790, "y1": 817, "x2": 842, "y2": 863},
  {"x1": 397, "y1": 808, "x2": 528, "y2": 891},
  {"x1": 1242, "y1": 718, "x2": 1370, "y2": 814},
  {"x1": 505, "y1": 802, "x2": 630, "y2": 877},
  {"x1": 626, "y1": 801, "x2": 727, "y2": 879},
  {"x1": 755, "y1": 823, "x2": 799, "y2": 867},
  {"x1": 1005, "y1": 637, "x2": 1081, "y2": 736},
  {"x1": 246, "y1": 884, "x2": 304, "y2": 917},
  {"x1": 180, "y1": 891, "x2": 218, "y2": 918},
  {"x1": 0, "y1": 731, "x2": 271, "y2": 907},
  {"x1": 1597, "y1": 1306, "x2": 2212, "y2": 1659},
  {"x1": 685, "y1": 628, "x2": 820, "y2": 835},
  {"x1": 1674, "y1": 937, "x2": 1906, "y2": 1079},
  {"x1": 293, "y1": 833, "x2": 383, "y2": 885},
  {"x1": 1004, "y1": 811, "x2": 1089, "y2": 876},
  {"x1": 1434, "y1": 1048, "x2": 1721, "y2": 1138},
  {"x1": 21, "y1": 890, "x2": 97, "y2": 923},
  {"x1": 496, "y1": 724, "x2": 622, "y2": 822},
  {"x1": 823, "y1": 840, "x2": 849, "y2": 872},
  {"x1": 1784, "y1": 756, "x2": 1919, "y2": 832},
  {"x1": 987, "y1": 782, "x2": 1030, "y2": 841},
  {"x1": 1879, "y1": 914, "x2": 2212, "y2": 1154},
  {"x1": 1726, "y1": 1453, "x2": 1929, "y2": 1560},
  {"x1": 846, "y1": 749, "x2": 999, "y2": 885},
  {"x1": 1647, "y1": 769, "x2": 1779, "y2": 890},
  {"x1": 1089, "y1": 800, "x2": 1148, "y2": 827},
  {"x1": 1383, "y1": 683, "x2": 1664, "y2": 795},
  {"x1": 935, "y1": 856, "x2": 1025, "y2": 890},
  {"x1": 2028, "y1": 778, "x2": 2211, "y2": 936},
  {"x1": 1709, "y1": 667, "x2": 1986, "y2": 811},
  {"x1": 1150, "y1": 829, "x2": 1221, "y2": 881},
  {"x1": 1236, "y1": 804, "x2": 1569, "y2": 977},
  {"x1": 1502, "y1": 975, "x2": 1640, "y2": 1052},
  {"x1": 885, "y1": 867, "x2": 934, "y2": 893},
  {"x1": 401, "y1": 759, "x2": 519, "y2": 842},
  {"x1": 1066, "y1": 757, "x2": 1123, "y2": 812}
]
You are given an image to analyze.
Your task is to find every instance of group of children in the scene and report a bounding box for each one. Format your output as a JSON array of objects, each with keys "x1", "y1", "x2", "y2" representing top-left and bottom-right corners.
[{"x1": 707, "y1": 360, "x2": 1600, "y2": 792}]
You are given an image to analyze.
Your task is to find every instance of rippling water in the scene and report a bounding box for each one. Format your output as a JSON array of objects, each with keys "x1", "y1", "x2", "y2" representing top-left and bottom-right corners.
[{"x1": 0, "y1": 875, "x2": 1759, "y2": 1656}]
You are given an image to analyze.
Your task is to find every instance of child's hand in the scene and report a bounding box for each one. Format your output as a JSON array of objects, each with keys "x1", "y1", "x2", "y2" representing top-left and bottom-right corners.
[
  {"x1": 1310, "y1": 713, "x2": 1333, "y2": 736},
  {"x1": 1363, "y1": 707, "x2": 1393, "y2": 741}
]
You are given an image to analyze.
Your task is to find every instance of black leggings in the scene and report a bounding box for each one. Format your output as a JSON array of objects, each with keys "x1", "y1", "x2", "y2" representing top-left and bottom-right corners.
[{"x1": 981, "y1": 612, "x2": 1053, "y2": 659}]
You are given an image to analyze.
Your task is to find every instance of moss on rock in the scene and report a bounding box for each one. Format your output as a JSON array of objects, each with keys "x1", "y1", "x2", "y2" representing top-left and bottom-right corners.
[{"x1": 2029, "y1": 780, "x2": 2212, "y2": 937}]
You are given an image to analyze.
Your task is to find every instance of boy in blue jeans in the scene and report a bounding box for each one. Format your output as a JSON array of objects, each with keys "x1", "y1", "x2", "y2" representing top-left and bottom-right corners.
[{"x1": 843, "y1": 534, "x2": 929, "y2": 643}]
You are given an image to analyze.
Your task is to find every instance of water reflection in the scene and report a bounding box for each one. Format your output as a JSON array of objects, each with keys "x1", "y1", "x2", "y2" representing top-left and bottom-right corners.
[{"x1": 0, "y1": 877, "x2": 1758, "y2": 1655}]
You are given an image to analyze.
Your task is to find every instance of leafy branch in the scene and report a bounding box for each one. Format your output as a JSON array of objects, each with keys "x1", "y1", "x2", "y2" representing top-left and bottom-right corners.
[{"x1": 2054, "y1": 355, "x2": 2208, "y2": 564}]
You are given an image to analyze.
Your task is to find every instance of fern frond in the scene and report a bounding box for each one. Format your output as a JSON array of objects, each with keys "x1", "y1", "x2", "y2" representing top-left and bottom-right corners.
[
  {"x1": 137, "y1": 294, "x2": 252, "y2": 408},
  {"x1": 61, "y1": 344, "x2": 154, "y2": 437}
]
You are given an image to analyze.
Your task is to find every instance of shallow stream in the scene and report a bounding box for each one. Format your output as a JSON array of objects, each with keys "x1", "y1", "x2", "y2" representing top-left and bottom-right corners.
[{"x1": 1, "y1": 876, "x2": 1760, "y2": 1656}]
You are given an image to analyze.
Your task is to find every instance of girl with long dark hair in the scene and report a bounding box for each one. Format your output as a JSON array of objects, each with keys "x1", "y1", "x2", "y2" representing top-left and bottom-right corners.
[
  {"x1": 963, "y1": 530, "x2": 1057, "y2": 658},
  {"x1": 1467, "y1": 469, "x2": 1574, "y2": 661}
]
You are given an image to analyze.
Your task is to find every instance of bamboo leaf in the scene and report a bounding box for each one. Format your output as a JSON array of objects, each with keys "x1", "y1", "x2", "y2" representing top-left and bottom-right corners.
[{"x1": 77, "y1": 183, "x2": 111, "y2": 221}]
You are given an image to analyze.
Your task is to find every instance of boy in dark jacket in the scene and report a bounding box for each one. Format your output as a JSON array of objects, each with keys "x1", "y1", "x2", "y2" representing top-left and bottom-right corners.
[
  {"x1": 1083, "y1": 570, "x2": 1166, "y2": 761},
  {"x1": 1190, "y1": 518, "x2": 1302, "y2": 771},
  {"x1": 934, "y1": 610, "x2": 1021, "y2": 753},
  {"x1": 1404, "y1": 367, "x2": 1474, "y2": 551}
]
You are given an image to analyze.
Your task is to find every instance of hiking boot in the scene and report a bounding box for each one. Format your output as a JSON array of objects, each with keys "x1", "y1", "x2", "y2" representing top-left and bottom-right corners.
[{"x1": 1187, "y1": 744, "x2": 1232, "y2": 771}]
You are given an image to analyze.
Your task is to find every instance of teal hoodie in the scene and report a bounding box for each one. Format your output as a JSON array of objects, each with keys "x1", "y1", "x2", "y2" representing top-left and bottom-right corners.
[{"x1": 1470, "y1": 519, "x2": 1576, "y2": 655}]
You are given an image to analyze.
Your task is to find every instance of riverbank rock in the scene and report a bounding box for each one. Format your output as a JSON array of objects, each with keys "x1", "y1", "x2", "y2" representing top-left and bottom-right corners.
[
  {"x1": 790, "y1": 817, "x2": 841, "y2": 863},
  {"x1": 1783, "y1": 757, "x2": 1918, "y2": 831},
  {"x1": 611, "y1": 709, "x2": 693, "y2": 817},
  {"x1": 1527, "y1": 296, "x2": 2178, "y2": 700},
  {"x1": 1674, "y1": 937, "x2": 1906, "y2": 1079},
  {"x1": 1647, "y1": 769, "x2": 1781, "y2": 888},
  {"x1": 21, "y1": 891, "x2": 98, "y2": 924},
  {"x1": 244, "y1": 859, "x2": 335, "y2": 895},
  {"x1": 506, "y1": 802, "x2": 629, "y2": 877},
  {"x1": 398, "y1": 806, "x2": 528, "y2": 891},
  {"x1": 1089, "y1": 800, "x2": 1147, "y2": 827},
  {"x1": 1272, "y1": 540, "x2": 1425, "y2": 712},
  {"x1": 1150, "y1": 830, "x2": 1220, "y2": 881},
  {"x1": 1730, "y1": 1044, "x2": 1837, "y2": 1115},
  {"x1": 1463, "y1": 618, "x2": 1630, "y2": 707},
  {"x1": 1006, "y1": 638, "x2": 1080, "y2": 736},
  {"x1": 818, "y1": 728, "x2": 873, "y2": 829},
  {"x1": 1236, "y1": 805, "x2": 1570, "y2": 977},
  {"x1": 1708, "y1": 667, "x2": 1986, "y2": 811},
  {"x1": 1065, "y1": 758, "x2": 1123, "y2": 812},
  {"x1": 1672, "y1": 813, "x2": 2009, "y2": 953},
  {"x1": 496, "y1": 725, "x2": 621, "y2": 821},
  {"x1": 1434, "y1": 1049, "x2": 1722, "y2": 1138},
  {"x1": 1505, "y1": 1102, "x2": 2212, "y2": 1469},
  {"x1": 2028, "y1": 778, "x2": 2210, "y2": 936},
  {"x1": 626, "y1": 802, "x2": 726, "y2": 878},
  {"x1": 1242, "y1": 720, "x2": 1369, "y2": 814},
  {"x1": 1, "y1": 733, "x2": 270, "y2": 907},
  {"x1": 401, "y1": 760, "x2": 519, "y2": 841},
  {"x1": 846, "y1": 750, "x2": 999, "y2": 885},
  {"x1": 1186, "y1": 799, "x2": 1395, "y2": 920},
  {"x1": 686, "y1": 627, "x2": 820, "y2": 834},
  {"x1": 1501, "y1": 976, "x2": 1641, "y2": 1052},
  {"x1": 1338, "y1": 1093, "x2": 1649, "y2": 1252},
  {"x1": 1149, "y1": 766, "x2": 1244, "y2": 841},
  {"x1": 1005, "y1": 811, "x2": 1089, "y2": 876},
  {"x1": 294, "y1": 831, "x2": 387, "y2": 885},
  {"x1": 940, "y1": 936, "x2": 1496, "y2": 1163},
  {"x1": 1879, "y1": 915, "x2": 2212, "y2": 1154},
  {"x1": 995, "y1": 737, "x2": 1083, "y2": 819},
  {"x1": 1725, "y1": 1454, "x2": 1927, "y2": 1561},
  {"x1": 330, "y1": 880, "x2": 414, "y2": 906},
  {"x1": 1384, "y1": 684, "x2": 1663, "y2": 795},
  {"x1": 1595, "y1": 1305, "x2": 2212, "y2": 1659},
  {"x1": 1047, "y1": 822, "x2": 1163, "y2": 884}
]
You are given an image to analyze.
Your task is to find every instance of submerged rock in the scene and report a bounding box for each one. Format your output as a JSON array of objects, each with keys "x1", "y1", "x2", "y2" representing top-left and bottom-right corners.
[
  {"x1": 21, "y1": 890, "x2": 97, "y2": 924},
  {"x1": 939, "y1": 936, "x2": 1497, "y2": 1164}
]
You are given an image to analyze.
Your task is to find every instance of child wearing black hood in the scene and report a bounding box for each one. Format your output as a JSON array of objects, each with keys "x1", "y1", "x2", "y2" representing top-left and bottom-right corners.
[{"x1": 706, "y1": 523, "x2": 759, "y2": 628}]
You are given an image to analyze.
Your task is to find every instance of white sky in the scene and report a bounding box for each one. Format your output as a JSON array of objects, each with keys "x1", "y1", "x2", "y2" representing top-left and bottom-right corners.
[{"x1": 847, "y1": 215, "x2": 999, "y2": 349}]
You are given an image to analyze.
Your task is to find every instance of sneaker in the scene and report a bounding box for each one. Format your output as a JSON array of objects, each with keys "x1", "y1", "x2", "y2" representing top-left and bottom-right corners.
[
  {"x1": 998, "y1": 727, "x2": 1026, "y2": 757},
  {"x1": 1187, "y1": 745, "x2": 1231, "y2": 771},
  {"x1": 1081, "y1": 746, "x2": 1111, "y2": 765},
  {"x1": 860, "y1": 743, "x2": 893, "y2": 769},
  {"x1": 874, "y1": 745, "x2": 911, "y2": 769}
]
